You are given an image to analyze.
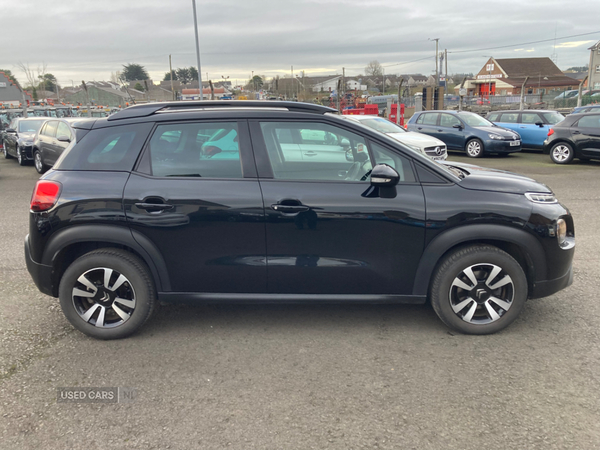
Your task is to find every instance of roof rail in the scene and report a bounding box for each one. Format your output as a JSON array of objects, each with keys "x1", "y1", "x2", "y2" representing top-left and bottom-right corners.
[{"x1": 108, "y1": 101, "x2": 337, "y2": 121}]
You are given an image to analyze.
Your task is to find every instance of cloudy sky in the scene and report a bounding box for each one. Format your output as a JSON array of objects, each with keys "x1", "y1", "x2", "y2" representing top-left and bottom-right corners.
[{"x1": 2, "y1": 0, "x2": 600, "y2": 86}]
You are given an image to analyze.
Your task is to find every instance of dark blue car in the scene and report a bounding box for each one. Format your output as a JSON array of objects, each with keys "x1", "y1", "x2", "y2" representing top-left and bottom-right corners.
[
  {"x1": 486, "y1": 110, "x2": 564, "y2": 150},
  {"x1": 407, "y1": 110, "x2": 521, "y2": 158},
  {"x1": 572, "y1": 104, "x2": 600, "y2": 114}
]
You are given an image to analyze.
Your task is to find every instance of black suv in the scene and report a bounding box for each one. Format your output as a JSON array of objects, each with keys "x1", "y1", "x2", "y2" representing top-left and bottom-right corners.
[
  {"x1": 25, "y1": 101, "x2": 575, "y2": 339},
  {"x1": 543, "y1": 113, "x2": 600, "y2": 164}
]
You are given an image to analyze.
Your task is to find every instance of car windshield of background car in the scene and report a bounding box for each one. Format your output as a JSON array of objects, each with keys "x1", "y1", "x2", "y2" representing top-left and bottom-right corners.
[
  {"x1": 18, "y1": 120, "x2": 45, "y2": 133},
  {"x1": 461, "y1": 113, "x2": 493, "y2": 127},
  {"x1": 359, "y1": 118, "x2": 406, "y2": 134}
]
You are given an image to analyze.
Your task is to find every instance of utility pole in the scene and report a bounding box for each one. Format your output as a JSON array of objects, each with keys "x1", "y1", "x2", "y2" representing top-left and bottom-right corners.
[
  {"x1": 382, "y1": 67, "x2": 385, "y2": 95},
  {"x1": 291, "y1": 66, "x2": 294, "y2": 99},
  {"x1": 396, "y1": 78, "x2": 404, "y2": 125},
  {"x1": 342, "y1": 67, "x2": 345, "y2": 101},
  {"x1": 577, "y1": 76, "x2": 588, "y2": 107},
  {"x1": 82, "y1": 80, "x2": 91, "y2": 117},
  {"x1": 519, "y1": 76, "x2": 529, "y2": 111},
  {"x1": 21, "y1": 91, "x2": 28, "y2": 118},
  {"x1": 191, "y1": 0, "x2": 203, "y2": 100},
  {"x1": 432, "y1": 38, "x2": 440, "y2": 87},
  {"x1": 444, "y1": 49, "x2": 448, "y2": 88},
  {"x1": 169, "y1": 55, "x2": 175, "y2": 100}
]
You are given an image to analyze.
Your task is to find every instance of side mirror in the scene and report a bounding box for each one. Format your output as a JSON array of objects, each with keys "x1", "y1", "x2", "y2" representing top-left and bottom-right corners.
[
  {"x1": 452, "y1": 124, "x2": 463, "y2": 129},
  {"x1": 5, "y1": 128, "x2": 16, "y2": 133},
  {"x1": 57, "y1": 135, "x2": 71, "y2": 143},
  {"x1": 535, "y1": 122, "x2": 544, "y2": 127},
  {"x1": 370, "y1": 164, "x2": 399, "y2": 187}
]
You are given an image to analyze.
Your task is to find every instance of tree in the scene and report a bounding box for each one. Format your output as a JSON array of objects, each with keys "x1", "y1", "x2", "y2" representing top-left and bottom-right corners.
[
  {"x1": 251, "y1": 75, "x2": 263, "y2": 90},
  {"x1": 134, "y1": 82, "x2": 144, "y2": 92},
  {"x1": 40, "y1": 73, "x2": 58, "y2": 92},
  {"x1": 17, "y1": 62, "x2": 47, "y2": 89},
  {"x1": 122, "y1": 63, "x2": 149, "y2": 81},
  {"x1": 163, "y1": 70, "x2": 178, "y2": 81},
  {"x1": 176, "y1": 67, "x2": 192, "y2": 84},
  {"x1": 365, "y1": 60, "x2": 383, "y2": 78},
  {"x1": 188, "y1": 66, "x2": 198, "y2": 81}
]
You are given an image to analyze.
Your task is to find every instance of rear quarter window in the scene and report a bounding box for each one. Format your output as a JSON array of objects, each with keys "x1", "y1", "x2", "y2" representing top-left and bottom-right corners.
[{"x1": 55, "y1": 122, "x2": 153, "y2": 171}]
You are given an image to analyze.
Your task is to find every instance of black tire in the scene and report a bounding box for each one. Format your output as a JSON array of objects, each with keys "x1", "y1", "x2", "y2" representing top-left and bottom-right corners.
[
  {"x1": 2, "y1": 145, "x2": 12, "y2": 159},
  {"x1": 549, "y1": 142, "x2": 574, "y2": 164},
  {"x1": 33, "y1": 150, "x2": 48, "y2": 174},
  {"x1": 465, "y1": 138, "x2": 484, "y2": 158},
  {"x1": 17, "y1": 147, "x2": 27, "y2": 166},
  {"x1": 58, "y1": 248, "x2": 156, "y2": 339},
  {"x1": 430, "y1": 245, "x2": 527, "y2": 335}
]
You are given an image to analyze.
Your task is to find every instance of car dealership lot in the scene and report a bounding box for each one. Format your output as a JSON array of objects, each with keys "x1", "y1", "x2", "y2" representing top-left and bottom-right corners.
[{"x1": 1, "y1": 153, "x2": 599, "y2": 449}]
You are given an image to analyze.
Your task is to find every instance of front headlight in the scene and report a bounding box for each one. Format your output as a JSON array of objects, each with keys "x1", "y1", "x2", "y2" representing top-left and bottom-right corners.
[
  {"x1": 488, "y1": 133, "x2": 503, "y2": 140},
  {"x1": 525, "y1": 192, "x2": 558, "y2": 204},
  {"x1": 18, "y1": 139, "x2": 33, "y2": 146}
]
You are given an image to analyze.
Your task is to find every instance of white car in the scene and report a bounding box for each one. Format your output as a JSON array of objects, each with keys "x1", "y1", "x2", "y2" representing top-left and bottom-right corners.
[{"x1": 342, "y1": 115, "x2": 448, "y2": 161}]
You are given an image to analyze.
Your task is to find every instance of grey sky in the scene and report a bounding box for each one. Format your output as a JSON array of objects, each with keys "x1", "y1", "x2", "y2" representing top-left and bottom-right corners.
[{"x1": 3, "y1": 0, "x2": 600, "y2": 86}]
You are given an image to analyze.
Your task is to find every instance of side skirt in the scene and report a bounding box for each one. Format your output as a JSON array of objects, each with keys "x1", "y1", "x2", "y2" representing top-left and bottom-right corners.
[{"x1": 158, "y1": 293, "x2": 427, "y2": 305}]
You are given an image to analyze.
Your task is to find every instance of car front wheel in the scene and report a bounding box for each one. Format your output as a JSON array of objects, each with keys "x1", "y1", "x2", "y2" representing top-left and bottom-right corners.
[
  {"x1": 17, "y1": 147, "x2": 26, "y2": 166},
  {"x1": 430, "y1": 245, "x2": 527, "y2": 335},
  {"x1": 58, "y1": 248, "x2": 156, "y2": 339},
  {"x1": 465, "y1": 139, "x2": 484, "y2": 158},
  {"x1": 34, "y1": 150, "x2": 48, "y2": 174},
  {"x1": 550, "y1": 142, "x2": 574, "y2": 164}
]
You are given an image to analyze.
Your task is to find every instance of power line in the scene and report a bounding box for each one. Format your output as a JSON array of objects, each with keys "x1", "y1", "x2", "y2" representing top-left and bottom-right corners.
[{"x1": 448, "y1": 30, "x2": 600, "y2": 54}]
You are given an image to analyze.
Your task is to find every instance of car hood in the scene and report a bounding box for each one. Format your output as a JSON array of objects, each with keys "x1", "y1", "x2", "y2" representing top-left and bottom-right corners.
[
  {"x1": 441, "y1": 161, "x2": 552, "y2": 194},
  {"x1": 386, "y1": 132, "x2": 446, "y2": 146},
  {"x1": 474, "y1": 126, "x2": 519, "y2": 138},
  {"x1": 18, "y1": 132, "x2": 36, "y2": 140}
]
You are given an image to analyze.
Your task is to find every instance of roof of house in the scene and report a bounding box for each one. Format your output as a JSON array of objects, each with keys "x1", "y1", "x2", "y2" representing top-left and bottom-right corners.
[{"x1": 494, "y1": 57, "x2": 564, "y2": 78}]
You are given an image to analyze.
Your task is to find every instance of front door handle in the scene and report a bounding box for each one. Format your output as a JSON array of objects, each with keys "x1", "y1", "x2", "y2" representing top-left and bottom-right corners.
[
  {"x1": 271, "y1": 204, "x2": 309, "y2": 214},
  {"x1": 135, "y1": 202, "x2": 174, "y2": 213},
  {"x1": 303, "y1": 151, "x2": 317, "y2": 157},
  {"x1": 437, "y1": 129, "x2": 443, "y2": 132},
  {"x1": 417, "y1": 127, "x2": 423, "y2": 130},
  {"x1": 572, "y1": 131, "x2": 581, "y2": 134}
]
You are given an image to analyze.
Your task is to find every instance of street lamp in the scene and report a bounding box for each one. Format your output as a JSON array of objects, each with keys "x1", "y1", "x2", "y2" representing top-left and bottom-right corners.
[{"x1": 191, "y1": 0, "x2": 203, "y2": 100}]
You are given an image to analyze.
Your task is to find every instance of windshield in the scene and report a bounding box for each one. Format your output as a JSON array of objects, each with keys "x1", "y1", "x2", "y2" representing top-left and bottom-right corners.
[
  {"x1": 357, "y1": 117, "x2": 406, "y2": 134},
  {"x1": 542, "y1": 112, "x2": 565, "y2": 124},
  {"x1": 18, "y1": 120, "x2": 45, "y2": 133},
  {"x1": 460, "y1": 113, "x2": 493, "y2": 127}
]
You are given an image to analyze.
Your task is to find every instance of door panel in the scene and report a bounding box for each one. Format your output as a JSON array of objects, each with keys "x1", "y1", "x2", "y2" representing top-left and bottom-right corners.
[{"x1": 124, "y1": 120, "x2": 266, "y2": 293}]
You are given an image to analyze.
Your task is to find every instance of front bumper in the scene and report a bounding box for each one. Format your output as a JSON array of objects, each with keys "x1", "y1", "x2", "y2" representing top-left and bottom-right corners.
[
  {"x1": 530, "y1": 263, "x2": 574, "y2": 299},
  {"x1": 19, "y1": 145, "x2": 34, "y2": 160},
  {"x1": 24, "y1": 235, "x2": 55, "y2": 297},
  {"x1": 485, "y1": 139, "x2": 522, "y2": 153}
]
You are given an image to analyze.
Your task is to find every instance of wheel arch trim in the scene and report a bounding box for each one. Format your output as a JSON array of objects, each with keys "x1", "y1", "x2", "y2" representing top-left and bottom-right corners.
[
  {"x1": 413, "y1": 224, "x2": 546, "y2": 296},
  {"x1": 42, "y1": 224, "x2": 171, "y2": 292}
]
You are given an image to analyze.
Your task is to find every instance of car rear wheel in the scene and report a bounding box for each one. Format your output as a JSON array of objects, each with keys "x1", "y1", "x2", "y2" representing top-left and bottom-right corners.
[
  {"x1": 430, "y1": 245, "x2": 527, "y2": 335},
  {"x1": 34, "y1": 150, "x2": 48, "y2": 174},
  {"x1": 465, "y1": 139, "x2": 484, "y2": 158},
  {"x1": 58, "y1": 248, "x2": 156, "y2": 340},
  {"x1": 550, "y1": 142, "x2": 574, "y2": 164}
]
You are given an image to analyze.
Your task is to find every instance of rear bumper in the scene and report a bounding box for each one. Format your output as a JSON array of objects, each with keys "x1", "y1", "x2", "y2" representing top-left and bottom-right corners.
[
  {"x1": 24, "y1": 235, "x2": 55, "y2": 297},
  {"x1": 530, "y1": 263, "x2": 573, "y2": 299}
]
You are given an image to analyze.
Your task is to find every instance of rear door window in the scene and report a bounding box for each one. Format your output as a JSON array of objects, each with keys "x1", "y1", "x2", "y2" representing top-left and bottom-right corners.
[
  {"x1": 576, "y1": 115, "x2": 600, "y2": 128},
  {"x1": 439, "y1": 114, "x2": 461, "y2": 128},
  {"x1": 500, "y1": 113, "x2": 519, "y2": 123}
]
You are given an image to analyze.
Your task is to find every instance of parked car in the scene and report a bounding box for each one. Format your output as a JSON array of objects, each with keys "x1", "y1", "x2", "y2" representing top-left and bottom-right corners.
[
  {"x1": 25, "y1": 101, "x2": 575, "y2": 339},
  {"x1": 406, "y1": 110, "x2": 522, "y2": 157},
  {"x1": 342, "y1": 115, "x2": 447, "y2": 161},
  {"x1": 543, "y1": 112, "x2": 600, "y2": 164},
  {"x1": 554, "y1": 90, "x2": 579, "y2": 101},
  {"x1": 486, "y1": 110, "x2": 565, "y2": 150},
  {"x1": 2, "y1": 117, "x2": 47, "y2": 165},
  {"x1": 571, "y1": 104, "x2": 600, "y2": 114},
  {"x1": 32, "y1": 118, "x2": 93, "y2": 173}
]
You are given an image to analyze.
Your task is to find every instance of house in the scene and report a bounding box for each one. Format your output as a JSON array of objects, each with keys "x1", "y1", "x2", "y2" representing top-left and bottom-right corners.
[
  {"x1": 587, "y1": 40, "x2": 600, "y2": 90},
  {"x1": 180, "y1": 87, "x2": 231, "y2": 100},
  {"x1": 0, "y1": 72, "x2": 32, "y2": 106},
  {"x1": 473, "y1": 57, "x2": 577, "y2": 96}
]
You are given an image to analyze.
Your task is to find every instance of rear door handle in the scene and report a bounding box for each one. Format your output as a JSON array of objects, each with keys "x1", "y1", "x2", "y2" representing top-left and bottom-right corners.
[
  {"x1": 271, "y1": 204, "x2": 309, "y2": 214},
  {"x1": 417, "y1": 127, "x2": 423, "y2": 130},
  {"x1": 437, "y1": 129, "x2": 443, "y2": 132},
  {"x1": 572, "y1": 131, "x2": 581, "y2": 134},
  {"x1": 303, "y1": 151, "x2": 317, "y2": 157},
  {"x1": 135, "y1": 202, "x2": 174, "y2": 212}
]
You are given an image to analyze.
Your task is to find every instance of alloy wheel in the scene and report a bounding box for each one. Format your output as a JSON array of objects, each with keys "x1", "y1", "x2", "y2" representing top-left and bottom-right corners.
[
  {"x1": 552, "y1": 145, "x2": 571, "y2": 163},
  {"x1": 466, "y1": 140, "x2": 482, "y2": 157},
  {"x1": 72, "y1": 267, "x2": 137, "y2": 328},
  {"x1": 34, "y1": 152, "x2": 43, "y2": 172},
  {"x1": 448, "y1": 263, "x2": 514, "y2": 324}
]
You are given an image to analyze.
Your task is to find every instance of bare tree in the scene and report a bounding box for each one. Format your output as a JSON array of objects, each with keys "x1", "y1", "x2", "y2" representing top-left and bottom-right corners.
[
  {"x1": 365, "y1": 60, "x2": 383, "y2": 78},
  {"x1": 17, "y1": 62, "x2": 47, "y2": 89}
]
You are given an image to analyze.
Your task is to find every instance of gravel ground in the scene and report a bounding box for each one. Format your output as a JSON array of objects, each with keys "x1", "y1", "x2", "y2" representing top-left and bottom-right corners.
[{"x1": 0, "y1": 150, "x2": 598, "y2": 450}]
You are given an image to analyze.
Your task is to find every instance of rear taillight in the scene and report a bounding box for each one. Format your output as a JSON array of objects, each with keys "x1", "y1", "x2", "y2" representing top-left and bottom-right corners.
[
  {"x1": 30, "y1": 180, "x2": 62, "y2": 212},
  {"x1": 547, "y1": 128, "x2": 554, "y2": 137}
]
